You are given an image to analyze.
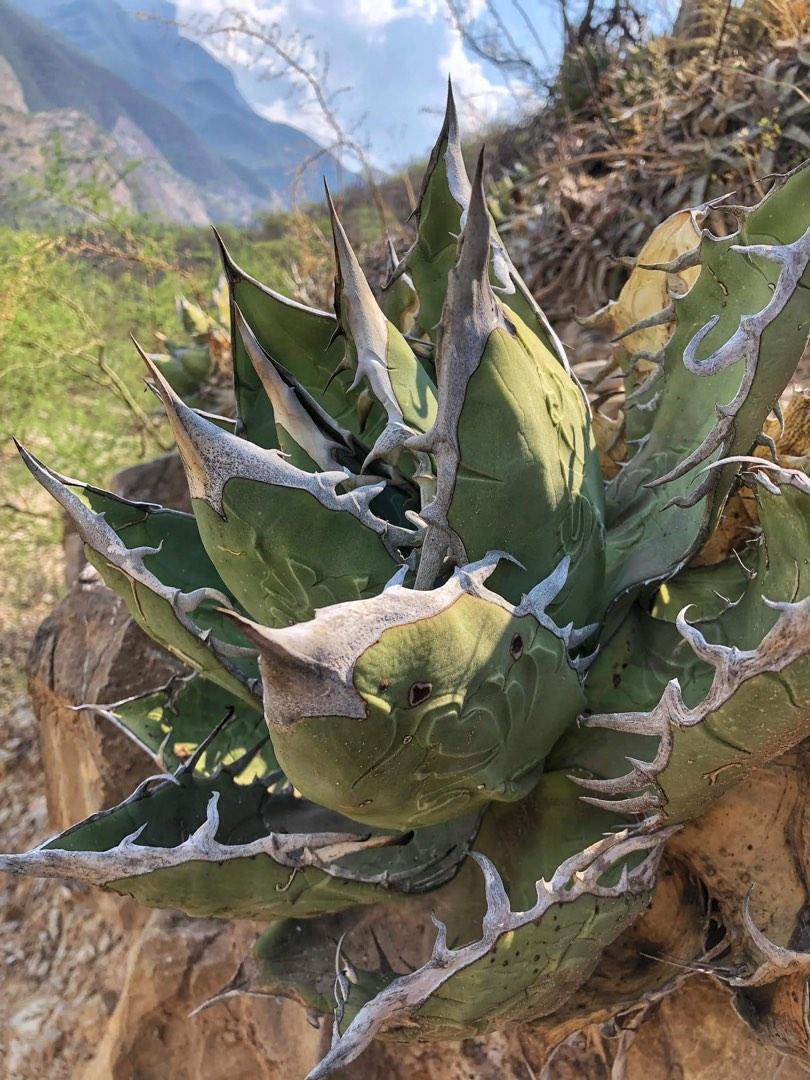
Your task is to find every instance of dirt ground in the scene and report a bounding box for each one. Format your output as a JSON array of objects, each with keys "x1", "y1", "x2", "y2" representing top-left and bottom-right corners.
[{"x1": 0, "y1": 544, "x2": 135, "y2": 1079}]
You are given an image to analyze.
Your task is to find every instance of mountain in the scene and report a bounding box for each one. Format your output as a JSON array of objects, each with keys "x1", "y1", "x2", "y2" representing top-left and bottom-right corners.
[{"x1": 0, "y1": 0, "x2": 348, "y2": 223}]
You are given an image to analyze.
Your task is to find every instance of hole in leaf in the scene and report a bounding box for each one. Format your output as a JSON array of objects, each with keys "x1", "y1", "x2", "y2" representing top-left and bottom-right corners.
[
  {"x1": 408, "y1": 682, "x2": 432, "y2": 706},
  {"x1": 510, "y1": 633, "x2": 524, "y2": 660}
]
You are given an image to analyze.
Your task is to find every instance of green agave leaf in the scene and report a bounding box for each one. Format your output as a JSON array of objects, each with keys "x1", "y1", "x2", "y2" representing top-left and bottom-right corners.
[
  {"x1": 295, "y1": 772, "x2": 668, "y2": 1075},
  {"x1": 410, "y1": 155, "x2": 605, "y2": 625},
  {"x1": 390, "y1": 81, "x2": 469, "y2": 339},
  {"x1": 234, "y1": 308, "x2": 419, "y2": 530},
  {"x1": 212, "y1": 229, "x2": 383, "y2": 447},
  {"x1": 326, "y1": 186, "x2": 438, "y2": 469},
  {"x1": 16, "y1": 444, "x2": 261, "y2": 709},
  {"x1": 83, "y1": 674, "x2": 273, "y2": 780},
  {"x1": 0, "y1": 770, "x2": 480, "y2": 920},
  {"x1": 381, "y1": 237, "x2": 419, "y2": 337},
  {"x1": 556, "y1": 466, "x2": 810, "y2": 824},
  {"x1": 250, "y1": 912, "x2": 391, "y2": 1016},
  {"x1": 230, "y1": 554, "x2": 588, "y2": 830},
  {"x1": 604, "y1": 163, "x2": 810, "y2": 604},
  {"x1": 144, "y1": 354, "x2": 413, "y2": 627},
  {"x1": 390, "y1": 81, "x2": 568, "y2": 371},
  {"x1": 234, "y1": 306, "x2": 368, "y2": 476}
]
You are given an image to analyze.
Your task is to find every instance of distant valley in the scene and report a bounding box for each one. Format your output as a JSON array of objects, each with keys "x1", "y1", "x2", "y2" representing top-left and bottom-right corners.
[{"x1": 0, "y1": 0, "x2": 350, "y2": 224}]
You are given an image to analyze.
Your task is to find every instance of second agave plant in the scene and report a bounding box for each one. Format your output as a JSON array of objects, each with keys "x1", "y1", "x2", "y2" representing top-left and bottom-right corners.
[{"x1": 3, "y1": 85, "x2": 810, "y2": 1077}]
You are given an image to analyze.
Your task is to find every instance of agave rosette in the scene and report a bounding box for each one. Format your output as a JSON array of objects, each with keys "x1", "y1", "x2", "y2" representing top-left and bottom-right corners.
[{"x1": 4, "y1": 84, "x2": 810, "y2": 1077}]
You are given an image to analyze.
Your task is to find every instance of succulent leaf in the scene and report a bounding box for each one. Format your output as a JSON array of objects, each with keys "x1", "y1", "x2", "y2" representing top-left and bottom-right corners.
[
  {"x1": 411, "y1": 156, "x2": 605, "y2": 623},
  {"x1": 0, "y1": 770, "x2": 480, "y2": 919},
  {"x1": 213, "y1": 229, "x2": 382, "y2": 446},
  {"x1": 143, "y1": 349, "x2": 415, "y2": 626},
  {"x1": 555, "y1": 467, "x2": 810, "y2": 823},
  {"x1": 390, "y1": 81, "x2": 568, "y2": 372},
  {"x1": 604, "y1": 164, "x2": 810, "y2": 603},
  {"x1": 326, "y1": 186, "x2": 439, "y2": 468},
  {"x1": 6, "y1": 87, "x2": 810, "y2": 1079},
  {"x1": 80, "y1": 674, "x2": 274, "y2": 778},
  {"x1": 16, "y1": 444, "x2": 261, "y2": 707},
  {"x1": 227, "y1": 554, "x2": 589, "y2": 829},
  {"x1": 306, "y1": 773, "x2": 672, "y2": 1073}
]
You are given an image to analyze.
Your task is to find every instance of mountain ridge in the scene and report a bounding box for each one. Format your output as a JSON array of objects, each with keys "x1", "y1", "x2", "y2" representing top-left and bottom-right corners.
[{"x1": 0, "y1": 0, "x2": 349, "y2": 222}]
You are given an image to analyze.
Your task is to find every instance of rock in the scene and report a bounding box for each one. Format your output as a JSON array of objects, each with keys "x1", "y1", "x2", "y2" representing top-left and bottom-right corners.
[
  {"x1": 27, "y1": 575, "x2": 181, "y2": 831},
  {"x1": 80, "y1": 913, "x2": 329, "y2": 1080}
]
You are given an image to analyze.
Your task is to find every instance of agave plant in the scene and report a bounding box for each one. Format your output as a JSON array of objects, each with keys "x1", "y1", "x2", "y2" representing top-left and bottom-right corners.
[
  {"x1": 146, "y1": 275, "x2": 233, "y2": 412},
  {"x1": 3, "y1": 85, "x2": 810, "y2": 1077}
]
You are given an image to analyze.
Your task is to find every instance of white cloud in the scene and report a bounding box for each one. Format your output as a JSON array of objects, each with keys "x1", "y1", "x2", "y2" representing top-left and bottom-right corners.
[
  {"x1": 174, "y1": 0, "x2": 533, "y2": 168},
  {"x1": 341, "y1": 0, "x2": 446, "y2": 27},
  {"x1": 257, "y1": 96, "x2": 338, "y2": 149},
  {"x1": 440, "y1": 29, "x2": 514, "y2": 130}
]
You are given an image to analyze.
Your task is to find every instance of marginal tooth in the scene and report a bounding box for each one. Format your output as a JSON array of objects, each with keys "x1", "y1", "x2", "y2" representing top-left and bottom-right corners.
[
  {"x1": 611, "y1": 304, "x2": 675, "y2": 343},
  {"x1": 567, "y1": 622, "x2": 599, "y2": 650},
  {"x1": 753, "y1": 431, "x2": 778, "y2": 461},
  {"x1": 579, "y1": 792, "x2": 665, "y2": 815},
  {"x1": 638, "y1": 246, "x2": 702, "y2": 273},
  {"x1": 570, "y1": 647, "x2": 599, "y2": 673},
  {"x1": 361, "y1": 421, "x2": 414, "y2": 469},
  {"x1": 192, "y1": 792, "x2": 222, "y2": 843},
  {"x1": 519, "y1": 556, "x2": 570, "y2": 624}
]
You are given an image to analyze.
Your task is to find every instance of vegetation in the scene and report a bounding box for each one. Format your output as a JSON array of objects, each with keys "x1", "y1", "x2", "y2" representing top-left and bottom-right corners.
[
  {"x1": 0, "y1": 160, "x2": 336, "y2": 701},
  {"x1": 2, "y1": 81, "x2": 808, "y2": 1078}
]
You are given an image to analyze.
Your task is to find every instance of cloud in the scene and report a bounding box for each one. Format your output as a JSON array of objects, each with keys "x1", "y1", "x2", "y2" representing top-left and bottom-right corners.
[
  {"x1": 440, "y1": 27, "x2": 514, "y2": 129},
  {"x1": 175, "y1": 0, "x2": 522, "y2": 169}
]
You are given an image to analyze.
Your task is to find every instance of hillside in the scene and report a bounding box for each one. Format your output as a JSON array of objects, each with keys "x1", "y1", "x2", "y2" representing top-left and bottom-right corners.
[
  {"x1": 0, "y1": 0, "x2": 347, "y2": 222},
  {"x1": 19, "y1": 0, "x2": 349, "y2": 203}
]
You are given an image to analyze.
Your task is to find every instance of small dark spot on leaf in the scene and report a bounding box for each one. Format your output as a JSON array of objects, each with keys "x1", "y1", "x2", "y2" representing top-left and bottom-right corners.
[
  {"x1": 378, "y1": 679, "x2": 390, "y2": 693},
  {"x1": 510, "y1": 633, "x2": 524, "y2": 660},
  {"x1": 409, "y1": 681, "x2": 432, "y2": 706}
]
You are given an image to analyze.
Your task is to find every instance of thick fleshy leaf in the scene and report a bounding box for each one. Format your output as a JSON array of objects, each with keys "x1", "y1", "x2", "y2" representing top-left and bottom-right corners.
[
  {"x1": 604, "y1": 163, "x2": 810, "y2": 603},
  {"x1": 16, "y1": 445, "x2": 261, "y2": 708},
  {"x1": 391, "y1": 81, "x2": 568, "y2": 372},
  {"x1": 212, "y1": 229, "x2": 383, "y2": 446},
  {"x1": 234, "y1": 306, "x2": 365, "y2": 476},
  {"x1": 555, "y1": 467, "x2": 810, "y2": 824},
  {"x1": 83, "y1": 674, "x2": 273, "y2": 779},
  {"x1": 293, "y1": 772, "x2": 668, "y2": 1076},
  {"x1": 381, "y1": 237, "x2": 419, "y2": 336},
  {"x1": 0, "y1": 771, "x2": 480, "y2": 920},
  {"x1": 326, "y1": 187, "x2": 438, "y2": 468},
  {"x1": 228, "y1": 555, "x2": 589, "y2": 830},
  {"x1": 143, "y1": 354, "x2": 413, "y2": 626},
  {"x1": 409, "y1": 156, "x2": 605, "y2": 625}
]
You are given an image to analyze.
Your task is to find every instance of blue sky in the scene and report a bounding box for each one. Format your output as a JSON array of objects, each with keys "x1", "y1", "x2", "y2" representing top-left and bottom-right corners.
[{"x1": 174, "y1": 0, "x2": 577, "y2": 171}]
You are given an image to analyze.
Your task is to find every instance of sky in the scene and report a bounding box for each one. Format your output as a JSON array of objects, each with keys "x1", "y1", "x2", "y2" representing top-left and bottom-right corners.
[{"x1": 173, "y1": 0, "x2": 573, "y2": 171}]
